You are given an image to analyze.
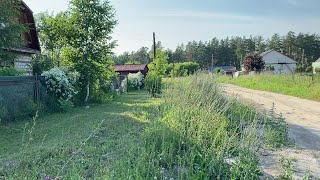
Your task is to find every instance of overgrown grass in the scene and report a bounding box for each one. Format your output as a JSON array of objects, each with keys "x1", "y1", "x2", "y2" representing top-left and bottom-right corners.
[
  {"x1": 217, "y1": 73, "x2": 320, "y2": 101},
  {"x1": 0, "y1": 74, "x2": 288, "y2": 179},
  {"x1": 113, "y1": 74, "x2": 288, "y2": 179}
]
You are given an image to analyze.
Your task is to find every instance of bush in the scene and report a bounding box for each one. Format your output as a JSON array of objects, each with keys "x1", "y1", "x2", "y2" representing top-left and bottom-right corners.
[
  {"x1": 127, "y1": 72, "x2": 144, "y2": 90},
  {"x1": 167, "y1": 62, "x2": 199, "y2": 77},
  {"x1": 31, "y1": 54, "x2": 54, "y2": 75},
  {"x1": 305, "y1": 66, "x2": 313, "y2": 73},
  {"x1": 42, "y1": 67, "x2": 79, "y2": 111},
  {"x1": 145, "y1": 71, "x2": 162, "y2": 97},
  {"x1": 213, "y1": 67, "x2": 225, "y2": 75},
  {"x1": 0, "y1": 67, "x2": 25, "y2": 76},
  {"x1": 315, "y1": 67, "x2": 320, "y2": 73},
  {"x1": 120, "y1": 78, "x2": 128, "y2": 94}
]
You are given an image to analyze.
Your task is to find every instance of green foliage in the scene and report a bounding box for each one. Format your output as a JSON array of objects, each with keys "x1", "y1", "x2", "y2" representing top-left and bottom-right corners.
[
  {"x1": 42, "y1": 67, "x2": 79, "y2": 111},
  {"x1": 35, "y1": 0, "x2": 118, "y2": 104},
  {"x1": 305, "y1": 66, "x2": 313, "y2": 73},
  {"x1": 295, "y1": 64, "x2": 305, "y2": 73},
  {"x1": 265, "y1": 106, "x2": 288, "y2": 149},
  {"x1": 243, "y1": 53, "x2": 265, "y2": 72},
  {"x1": 279, "y1": 155, "x2": 294, "y2": 180},
  {"x1": 145, "y1": 71, "x2": 162, "y2": 97},
  {"x1": 127, "y1": 72, "x2": 144, "y2": 90},
  {"x1": 315, "y1": 67, "x2": 320, "y2": 73},
  {"x1": 31, "y1": 54, "x2": 54, "y2": 75},
  {"x1": 149, "y1": 48, "x2": 169, "y2": 77},
  {"x1": 57, "y1": 98, "x2": 74, "y2": 112},
  {"x1": 120, "y1": 78, "x2": 128, "y2": 94},
  {"x1": 217, "y1": 74, "x2": 320, "y2": 101},
  {"x1": 0, "y1": 0, "x2": 27, "y2": 63},
  {"x1": 213, "y1": 67, "x2": 226, "y2": 75},
  {"x1": 0, "y1": 67, "x2": 25, "y2": 76},
  {"x1": 167, "y1": 62, "x2": 199, "y2": 77}
]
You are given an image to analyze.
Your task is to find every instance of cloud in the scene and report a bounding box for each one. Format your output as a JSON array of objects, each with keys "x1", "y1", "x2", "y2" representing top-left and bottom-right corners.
[{"x1": 151, "y1": 10, "x2": 263, "y2": 22}]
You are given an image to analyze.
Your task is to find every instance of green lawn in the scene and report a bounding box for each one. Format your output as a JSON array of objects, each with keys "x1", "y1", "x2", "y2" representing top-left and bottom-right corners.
[
  {"x1": 0, "y1": 91, "x2": 159, "y2": 179},
  {"x1": 217, "y1": 74, "x2": 320, "y2": 101}
]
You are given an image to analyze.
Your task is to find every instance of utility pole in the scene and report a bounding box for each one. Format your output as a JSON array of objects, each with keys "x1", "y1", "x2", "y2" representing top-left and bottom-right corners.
[
  {"x1": 153, "y1": 32, "x2": 156, "y2": 60},
  {"x1": 211, "y1": 54, "x2": 214, "y2": 67},
  {"x1": 302, "y1": 49, "x2": 305, "y2": 65}
]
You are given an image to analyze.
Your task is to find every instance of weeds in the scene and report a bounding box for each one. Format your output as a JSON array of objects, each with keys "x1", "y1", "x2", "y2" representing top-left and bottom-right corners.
[
  {"x1": 113, "y1": 74, "x2": 288, "y2": 179},
  {"x1": 279, "y1": 155, "x2": 294, "y2": 180}
]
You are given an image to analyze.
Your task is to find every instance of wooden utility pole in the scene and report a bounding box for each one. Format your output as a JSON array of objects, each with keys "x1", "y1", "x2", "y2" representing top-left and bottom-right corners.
[
  {"x1": 211, "y1": 54, "x2": 214, "y2": 67},
  {"x1": 153, "y1": 32, "x2": 156, "y2": 60}
]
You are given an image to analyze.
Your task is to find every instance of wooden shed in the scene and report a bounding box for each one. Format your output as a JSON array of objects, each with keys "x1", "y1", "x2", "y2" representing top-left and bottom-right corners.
[{"x1": 114, "y1": 64, "x2": 149, "y2": 78}]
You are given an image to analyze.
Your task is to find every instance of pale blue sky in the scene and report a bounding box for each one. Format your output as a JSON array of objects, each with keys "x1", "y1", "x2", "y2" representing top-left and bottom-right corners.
[{"x1": 24, "y1": 0, "x2": 320, "y2": 54}]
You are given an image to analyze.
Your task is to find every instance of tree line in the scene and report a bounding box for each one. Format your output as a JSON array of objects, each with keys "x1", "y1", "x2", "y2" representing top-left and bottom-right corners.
[{"x1": 114, "y1": 32, "x2": 320, "y2": 69}]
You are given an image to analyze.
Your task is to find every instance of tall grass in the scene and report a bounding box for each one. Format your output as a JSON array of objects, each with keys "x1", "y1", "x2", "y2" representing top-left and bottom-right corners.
[
  {"x1": 113, "y1": 74, "x2": 288, "y2": 179},
  {"x1": 217, "y1": 73, "x2": 320, "y2": 101}
]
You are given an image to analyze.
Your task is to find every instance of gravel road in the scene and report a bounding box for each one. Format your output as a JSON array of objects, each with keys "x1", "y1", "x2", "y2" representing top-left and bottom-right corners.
[{"x1": 221, "y1": 84, "x2": 320, "y2": 178}]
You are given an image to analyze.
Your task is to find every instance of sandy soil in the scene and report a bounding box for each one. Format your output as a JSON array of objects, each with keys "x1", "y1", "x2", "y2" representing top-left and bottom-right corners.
[{"x1": 221, "y1": 84, "x2": 320, "y2": 179}]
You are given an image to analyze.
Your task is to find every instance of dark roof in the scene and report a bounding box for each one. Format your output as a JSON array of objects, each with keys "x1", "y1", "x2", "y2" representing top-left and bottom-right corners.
[
  {"x1": 114, "y1": 64, "x2": 148, "y2": 72},
  {"x1": 208, "y1": 66, "x2": 236, "y2": 72},
  {"x1": 13, "y1": 1, "x2": 41, "y2": 54}
]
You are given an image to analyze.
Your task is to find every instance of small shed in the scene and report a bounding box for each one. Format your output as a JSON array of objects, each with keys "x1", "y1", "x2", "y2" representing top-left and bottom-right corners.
[
  {"x1": 208, "y1": 66, "x2": 236, "y2": 75},
  {"x1": 114, "y1": 64, "x2": 149, "y2": 78},
  {"x1": 260, "y1": 50, "x2": 297, "y2": 74},
  {"x1": 312, "y1": 58, "x2": 320, "y2": 74}
]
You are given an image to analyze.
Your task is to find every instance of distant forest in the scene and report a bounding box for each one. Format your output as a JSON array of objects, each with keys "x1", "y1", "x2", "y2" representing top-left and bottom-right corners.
[{"x1": 113, "y1": 31, "x2": 320, "y2": 68}]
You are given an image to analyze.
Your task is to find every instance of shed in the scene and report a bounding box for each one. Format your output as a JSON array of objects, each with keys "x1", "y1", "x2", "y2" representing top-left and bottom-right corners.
[
  {"x1": 312, "y1": 58, "x2": 320, "y2": 74},
  {"x1": 260, "y1": 50, "x2": 297, "y2": 74},
  {"x1": 114, "y1": 64, "x2": 149, "y2": 78},
  {"x1": 208, "y1": 66, "x2": 236, "y2": 75}
]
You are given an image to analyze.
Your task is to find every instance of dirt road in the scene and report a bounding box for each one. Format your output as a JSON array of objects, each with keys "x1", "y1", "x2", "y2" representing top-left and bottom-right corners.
[{"x1": 221, "y1": 84, "x2": 320, "y2": 178}]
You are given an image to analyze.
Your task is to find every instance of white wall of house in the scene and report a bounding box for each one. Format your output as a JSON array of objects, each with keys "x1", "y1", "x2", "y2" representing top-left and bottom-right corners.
[
  {"x1": 262, "y1": 50, "x2": 297, "y2": 74},
  {"x1": 266, "y1": 63, "x2": 296, "y2": 74},
  {"x1": 14, "y1": 54, "x2": 33, "y2": 75}
]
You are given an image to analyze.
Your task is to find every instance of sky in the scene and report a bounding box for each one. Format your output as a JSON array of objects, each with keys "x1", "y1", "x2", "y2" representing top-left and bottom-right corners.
[{"x1": 24, "y1": 0, "x2": 320, "y2": 55}]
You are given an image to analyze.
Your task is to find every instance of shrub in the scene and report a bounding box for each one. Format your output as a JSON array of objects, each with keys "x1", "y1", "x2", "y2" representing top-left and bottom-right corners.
[
  {"x1": 127, "y1": 72, "x2": 144, "y2": 90},
  {"x1": 295, "y1": 64, "x2": 305, "y2": 73},
  {"x1": 305, "y1": 66, "x2": 313, "y2": 73},
  {"x1": 0, "y1": 67, "x2": 25, "y2": 76},
  {"x1": 167, "y1": 62, "x2": 199, "y2": 77},
  {"x1": 31, "y1": 54, "x2": 54, "y2": 75},
  {"x1": 120, "y1": 78, "x2": 128, "y2": 94},
  {"x1": 42, "y1": 67, "x2": 79, "y2": 111},
  {"x1": 145, "y1": 71, "x2": 162, "y2": 97},
  {"x1": 213, "y1": 67, "x2": 225, "y2": 75},
  {"x1": 315, "y1": 67, "x2": 320, "y2": 73}
]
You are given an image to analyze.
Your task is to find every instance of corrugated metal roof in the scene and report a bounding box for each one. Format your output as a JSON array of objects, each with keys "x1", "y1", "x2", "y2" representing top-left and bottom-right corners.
[
  {"x1": 259, "y1": 49, "x2": 274, "y2": 57},
  {"x1": 114, "y1": 64, "x2": 148, "y2": 72},
  {"x1": 208, "y1": 66, "x2": 236, "y2": 72}
]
